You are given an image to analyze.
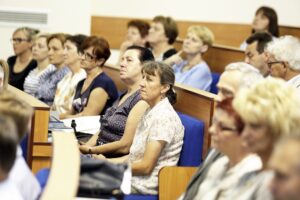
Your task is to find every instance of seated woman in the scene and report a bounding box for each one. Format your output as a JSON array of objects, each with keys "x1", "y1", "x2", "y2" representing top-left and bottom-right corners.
[
  {"x1": 36, "y1": 33, "x2": 70, "y2": 105},
  {"x1": 61, "y1": 36, "x2": 118, "y2": 118},
  {"x1": 105, "y1": 61, "x2": 184, "y2": 195},
  {"x1": 194, "y1": 98, "x2": 261, "y2": 199},
  {"x1": 148, "y1": 16, "x2": 178, "y2": 61},
  {"x1": 0, "y1": 60, "x2": 9, "y2": 91},
  {"x1": 117, "y1": 20, "x2": 150, "y2": 64},
  {"x1": 23, "y1": 34, "x2": 55, "y2": 96},
  {"x1": 7, "y1": 27, "x2": 39, "y2": 90},
  {"x1": 240, "y1": 6, "x2": 278, "y2": 50},
  {"x1": 166, "y1": 25, "x2": 214, "y2": 91},
  {"x1": 79, "y1": 46, "x2": 153, "y2": 156},
  {"x1": 52, "y1": 34, "x2": 87, "y2": 116},
  {"x1": 231, "y1": 77, "x2": 300, "y2": 199}
]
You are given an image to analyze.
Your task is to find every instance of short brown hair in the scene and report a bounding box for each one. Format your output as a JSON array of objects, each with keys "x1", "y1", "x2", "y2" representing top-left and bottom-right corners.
[
  {"x1": 81, "y1": 36, "x2": 111, "y2": 66},
  {"x1": 128, "y1": 20, "x2": 150, "y2": 38},
  {"x1": 47, "y1": 33, "x2": 68, "y2": 46},
  {"x1": 0, "y1": 91, "x2": 33, "y2": 142},
  {"x1": 153, "y1": 16, "x2": 178, "y2": 45}
]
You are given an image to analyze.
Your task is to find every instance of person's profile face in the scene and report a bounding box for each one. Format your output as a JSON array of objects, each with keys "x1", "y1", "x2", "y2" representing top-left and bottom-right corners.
[{"x1": 252, "y1": 12, "x2": 270, "y2": 32}]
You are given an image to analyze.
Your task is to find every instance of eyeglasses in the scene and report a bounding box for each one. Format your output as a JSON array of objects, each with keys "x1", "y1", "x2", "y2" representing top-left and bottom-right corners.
[
  {"x1": 81, "y1": 51, "x2": 96, "y2": 62},
  {"x1": 267, "y1": 61, "x2": 285, "y2": 69},
  {"x1": 10, "y1": 38, "x2": 29, "y2": 44}
]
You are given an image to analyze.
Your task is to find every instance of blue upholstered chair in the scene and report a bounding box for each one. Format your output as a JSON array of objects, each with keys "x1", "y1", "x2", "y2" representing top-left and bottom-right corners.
[
  {"x1": 125, "y1": 113, "x2": 205, "y2": 200},
  {"x1": 36, "y1": 168, "x2": 51, "y2": 190},
  {"x1": 210, "y1": 72, "x2": 221, "y2": 94}
]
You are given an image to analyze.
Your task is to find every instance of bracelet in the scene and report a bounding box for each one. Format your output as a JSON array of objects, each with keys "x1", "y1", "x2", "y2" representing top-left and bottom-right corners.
[{"x1": 88, "y1": 147, "x2": 92, "y2": 154}]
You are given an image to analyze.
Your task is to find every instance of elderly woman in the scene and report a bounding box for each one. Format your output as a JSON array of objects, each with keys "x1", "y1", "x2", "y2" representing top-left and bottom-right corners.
[
  {"x1": 52, "y1": 34, "x2": 87, "y2": 117},
  {"x1": 193, "y1": 98, "x2": 261, "y2": 199},
  {"x1": 36, "y1": 33, "x2": 70, "y2": 105},
  {"x1": 230, "y1": 77, "x2": 300, "y2": 199},
  {"x1": 148, "y1": 16, "x2": 178, "y2": 61},
  {"x1": 105, "y1": 61, "x2": 184, "y2": 195},
  {"x1": 166, "y1": 25, "x2": 214, "y2": 91},
  {"x1": 79, "y1": 46, "x2": 153, "y2": 156},
  {"x1": 241, "y1": 6, "x2": 278, "y2": 50},
  {"x1": 23, "y1": 34, "x2": 55, "y2": 96},
  {"x1": 266, "y1": 35, "x2": 300, "y2": 89},
  {"x1": 63, "y1": 36, "x2": 118, "y2": 118},
  {"x1": 7, "y1": 27, "x2": 39, "y2": 90},
  {"x1": 0, "y1": 60, "x2": 9, "y2": 91}
]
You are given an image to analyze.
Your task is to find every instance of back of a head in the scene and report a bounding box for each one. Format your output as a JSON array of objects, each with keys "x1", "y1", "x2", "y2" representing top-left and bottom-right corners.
[
  {"x1": 127, "y1": 20, "x2": 150, "y2": 38},
  {"x1": 0, "y1": 91, "x2": 33, "y2": 142},
  {"x1": 142, "y1": 61, "x2": 176, "y2": 104},
  {"x1": 233, "y1": 77, "x2": 300, "y2": 138},
  {"x1": 246, "y1": 31, "x2": 273, "y2": 54},
  {"x1": 255, "y1": 6, "x2": 279, "y2": 37},
  {"x1": 187, "y1": 25, "x2": 215, "y2": 47},
  {"x1": 126, "y1": 45, "x2": 154, "y2": 63},
  {"x1": 153, "y1": 15, "x2": 178, "y2": 45},
  {"x1": 225, "y1": 62, "x2": 264, "y2": 89},
  {"x1": 0, "y1": 115, "x2": 18, "y2": 177},
  {"x1": 0, "y1": 60, "x2": 9, "y2": 90},
  {"x1": 266, "y1": 35, "x2": 300, "y2": 71}
]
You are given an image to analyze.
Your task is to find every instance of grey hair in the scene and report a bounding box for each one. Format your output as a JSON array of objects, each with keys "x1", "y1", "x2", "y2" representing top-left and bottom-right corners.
[
  {"x1": 224, "y1": 62, "x2": 264, "y2": 89},
  {"x1": 266, "y1": 35, "x2": 300, "y2": 71}
]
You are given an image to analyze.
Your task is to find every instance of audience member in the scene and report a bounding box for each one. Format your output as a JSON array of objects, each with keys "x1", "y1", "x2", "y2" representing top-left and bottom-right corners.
[
  {"x1": 118, "y1": 20, "x2": 150, "y2": 63},
  {"x1": 36, "y1": 33, "x2": 70, "y2": 105},
  {"x1": 7, "y1": 27, "x2": 39, "y2": 90},
  {"x1": 241, "y1": 6, "x2": 278, "y2": 50},
  {"x1": 107, "y1": 61, "x2": 184, "y2": 195},
  {"x1": 0, "y1": 91, "x2": 41, "y2": 200},
  {"x1": 63, "y1": 36, "x2": 118, "y2": 118},
  {"x1": 52, "y1": 34, "x2": 87, "y2": 116},
  {"x1": 245, "y1": 32, "x2": 273, "y2": 77},
  {"x1": 148, "y1": 16, "x2": 178, "y2": 61},
  {"x1": 194, "y1": 98, "x2": 261, "y2": 199},
  {"x1": 232, "y1": 77, "x2": 300, "y2": 199},
  {"x1": 0, "y1": 60, "x2": 9, "y2": 90},
  {"x1": 166, "y1": 25, "x2": 214, "y2": 91},
  {"x1": 0, "y1": 114, "x2": 22, "y2": 199},
  {"x1": 266, "y1": 35, "x2": 300, "y2": 89},
  {"x1": 23, "y1": 34, "x2": 55, "y2": 96},
  {"x1": 269, "y1": 136, "x2": 300, "y2": 200},
  {"x1": 80, "y1": 46, "x2": 152, "y2": 157}
]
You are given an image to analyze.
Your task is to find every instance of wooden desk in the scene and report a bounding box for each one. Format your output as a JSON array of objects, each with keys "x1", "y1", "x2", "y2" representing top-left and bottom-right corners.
[{"x1": 8, "y1": 85, "x2": 51, "y2": 173}]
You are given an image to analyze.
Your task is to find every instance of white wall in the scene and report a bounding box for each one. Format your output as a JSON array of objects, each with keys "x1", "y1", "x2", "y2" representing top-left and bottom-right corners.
[
  {"x1": 0, "y1": 0, "x2": 91, "y2": 59},
  {"x1": 91, "y1": 0, "x2": 300, "y2": 27}
]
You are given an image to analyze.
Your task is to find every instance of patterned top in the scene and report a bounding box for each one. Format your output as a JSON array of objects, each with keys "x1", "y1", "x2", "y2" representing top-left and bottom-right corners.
[
  {"x1": 52, "y1": 69, "x2": 86, "y2": 114},
  {"x1": 97, "y1": 90, "x2": 141, "y2": 145},
  {"x1": 23, "y1": 64, "x2": 56, "y2": 96},
  {"x1": 173, "y1": 61, "x2": 212, "y2": 91},
  {"x1": 194, "y1": 154, "x2": 262, "y2": 200},
  {"x1": 36, "y1": 66, "x2": 70, "y2": 105},
  {"x1": 7, "y1": 55, "x2": 37, "y2": 91},
  {"x1": 72, "y1": 72, "x2": 118, "y2": 115},
  {"x1": 129, "y1": 98, "x2": 184, "y2": 194}
]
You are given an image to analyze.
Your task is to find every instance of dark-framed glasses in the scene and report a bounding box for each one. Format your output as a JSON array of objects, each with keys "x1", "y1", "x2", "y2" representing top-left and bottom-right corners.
[
  {"x1": 267, "y1": 61, "x2": 285, "y2": 69},
  {"x1": 81, "y1": 51, "x2": 96, "y2": 61}
]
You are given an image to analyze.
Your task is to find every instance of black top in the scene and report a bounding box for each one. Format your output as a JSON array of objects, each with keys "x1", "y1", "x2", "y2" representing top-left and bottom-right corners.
[
  {"x1": 7, "y1": 56, "x2": 37, "y2": 90},
  {"x1": 162, "y1": 48, "x2": 177, "y2": 60}
]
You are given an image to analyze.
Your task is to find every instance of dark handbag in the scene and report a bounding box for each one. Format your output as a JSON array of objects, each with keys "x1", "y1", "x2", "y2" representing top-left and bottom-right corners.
[{"x1": 77, "y1": 156, "x2": 128, "y2": 199}]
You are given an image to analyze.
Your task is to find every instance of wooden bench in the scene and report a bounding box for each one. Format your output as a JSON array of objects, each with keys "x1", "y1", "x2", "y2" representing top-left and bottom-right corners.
[
  {"x1": 41, "y1": 132, "x2": 80, "y2": 200},
  {"x1": 8, "y1": 85, "x2": 51, "y2": 173}
]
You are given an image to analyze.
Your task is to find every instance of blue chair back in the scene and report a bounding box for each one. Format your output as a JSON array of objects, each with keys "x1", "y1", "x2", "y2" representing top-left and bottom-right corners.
[
  {"x1": 20, "y1": 133, "x2": 28, "y2": 161},
  {"x1": 210, "y1": 72, "x2": 221, "y2": 94},
  {"x1": 36, "y1": 168, "x2": 50, "y2": 190},
  {"x1": 177, "y1": 113, "x2": 205, "y2": 166}
]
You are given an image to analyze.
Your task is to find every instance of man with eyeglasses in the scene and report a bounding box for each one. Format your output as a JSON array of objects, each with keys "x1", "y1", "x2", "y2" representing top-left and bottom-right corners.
[
  {"x1": 244, "y1": 32, "x2": 273, "y2": 77},
  {"x1": 266, "y1": 35, "x2": 300, "y2": 89}
]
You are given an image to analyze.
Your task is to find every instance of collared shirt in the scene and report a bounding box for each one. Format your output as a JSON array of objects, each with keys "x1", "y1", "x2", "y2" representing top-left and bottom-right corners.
[
  {"x1": 129, "y1": 98, "x2": 184, "y2": 195},
  {"x1": 9, "y1": 146, "x2": 41, "y2": 200},
  {"x1": 173, "y1": 61, "x2": 212, "y2": 91},
  {"x1": 23, "y1": 64, "x2": 56, "y2": 96},
  {"x1": 52, "y1": 69, "x2": 86, "y2": 114},
  {"x1": 194, "y1": 154, "x2": 262, "y2": 200}
]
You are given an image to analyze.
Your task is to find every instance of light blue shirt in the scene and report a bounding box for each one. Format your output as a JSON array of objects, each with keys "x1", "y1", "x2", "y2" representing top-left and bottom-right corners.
[{"x1": 173, "y1": 61, "x2": 212, "y2": 91}]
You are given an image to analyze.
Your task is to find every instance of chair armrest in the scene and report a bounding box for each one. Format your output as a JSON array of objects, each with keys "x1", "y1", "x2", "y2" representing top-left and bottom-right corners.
[{"x1": 159, "y1": 166, "x2": 197, "y2": 200}]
